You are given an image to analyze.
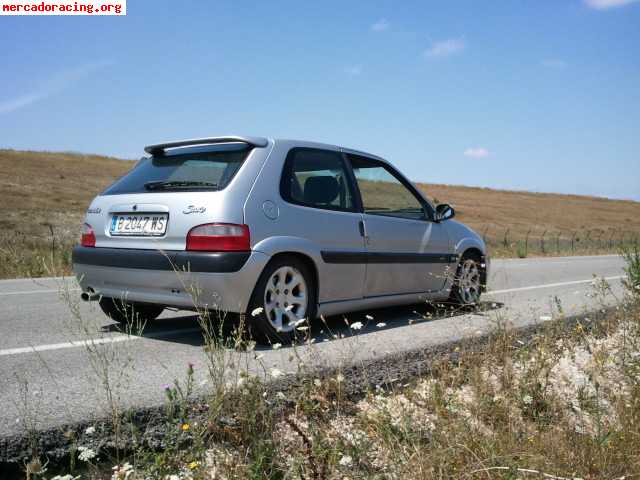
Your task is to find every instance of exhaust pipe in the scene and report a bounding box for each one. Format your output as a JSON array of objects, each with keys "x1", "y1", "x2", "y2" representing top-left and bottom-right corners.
[{"x1": 81, "y1": 291, "x2": 100, "y2": 302}]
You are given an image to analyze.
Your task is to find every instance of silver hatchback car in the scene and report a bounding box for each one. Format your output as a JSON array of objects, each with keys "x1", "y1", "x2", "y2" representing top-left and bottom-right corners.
[{"x1": 73, "y1": 136, "x2": 488, "y2": 342}]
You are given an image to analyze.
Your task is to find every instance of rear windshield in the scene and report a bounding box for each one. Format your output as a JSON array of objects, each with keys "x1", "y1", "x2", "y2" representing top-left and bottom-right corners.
[{"x1": 103, "y1": 143, "x2": 251, "y2": 195}]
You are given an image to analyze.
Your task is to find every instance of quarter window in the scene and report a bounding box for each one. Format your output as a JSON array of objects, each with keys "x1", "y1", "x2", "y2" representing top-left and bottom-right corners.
[
  {"x1": 347, "y1": 154, "x2": 426, "y2": 220},
  {"x1": 281, "y1": 148, "x2": 356, "y2": 212}
]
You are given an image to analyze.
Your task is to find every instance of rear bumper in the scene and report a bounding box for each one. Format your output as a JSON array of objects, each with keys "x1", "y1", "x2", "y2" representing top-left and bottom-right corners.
[
  {"x1": 72, "y1": 246, "x2": 251, "y2": 273},
  {"x1": 72, "y1": 247, "x2": 269, "y2": 313}
]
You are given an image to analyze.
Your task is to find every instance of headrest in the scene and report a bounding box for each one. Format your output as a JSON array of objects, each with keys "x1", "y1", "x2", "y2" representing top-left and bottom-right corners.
[{"x1": 303, "y1": 176, "x2": 340, "y2": 205}]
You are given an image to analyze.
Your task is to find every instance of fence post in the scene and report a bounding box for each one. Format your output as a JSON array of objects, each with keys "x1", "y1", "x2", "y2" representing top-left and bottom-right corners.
[
  {"x1": 525, "y1": 229, "x2": 531, "y2": 257},
  {"x1": 571, "y1": 231, "x2": 577, "y2": 252},
  {"x1": 555, "y1": 232, "x2": 561, "y2": 253},
  {"x1": 48, "y1": 224, "x2": 55, "y2": 260},
  {"x1": 503, "y1": 228, "x2": 510, "y2": 249},
  {"x1": 541, "y1": 229, "x2": 547, "y2": 254}
]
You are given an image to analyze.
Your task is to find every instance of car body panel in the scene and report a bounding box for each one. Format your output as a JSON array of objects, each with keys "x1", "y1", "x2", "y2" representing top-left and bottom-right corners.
[{"x1": 361, "y1": 215, "x2": 452, "y2": 295}]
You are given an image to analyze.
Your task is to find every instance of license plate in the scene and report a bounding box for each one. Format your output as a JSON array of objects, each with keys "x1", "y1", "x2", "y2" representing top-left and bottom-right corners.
[{"x1": 110, "y1": 214, "x2": 168, "y2": 236}]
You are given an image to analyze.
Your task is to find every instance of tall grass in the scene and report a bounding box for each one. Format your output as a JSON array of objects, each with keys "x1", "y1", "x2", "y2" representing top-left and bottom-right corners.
[{"x1": 0, "y1": 230, "x2": 74, "y2": 279}]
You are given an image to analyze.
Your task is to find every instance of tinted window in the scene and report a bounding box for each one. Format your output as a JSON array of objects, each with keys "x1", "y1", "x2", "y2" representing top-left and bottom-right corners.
[
  {"x1": 348, "y1": 154, "x2": 426, "y2": 220},
  {"x1": 280, "y1": 148, "x2": 355, "y2": 211},
  {"x1": 103, "y1": 143, "x2": 251, "y2": 195}
]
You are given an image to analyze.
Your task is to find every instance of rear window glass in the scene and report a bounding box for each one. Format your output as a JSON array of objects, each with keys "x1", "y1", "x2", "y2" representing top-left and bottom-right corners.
[{"x1": 103, "y1": 143, "x2": 251, "y2": 195}]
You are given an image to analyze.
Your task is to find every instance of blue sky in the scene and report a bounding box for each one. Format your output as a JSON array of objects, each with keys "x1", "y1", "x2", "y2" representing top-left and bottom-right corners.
[{"x1": 1, "y1": 0, "x2": 639, "y2": 200}]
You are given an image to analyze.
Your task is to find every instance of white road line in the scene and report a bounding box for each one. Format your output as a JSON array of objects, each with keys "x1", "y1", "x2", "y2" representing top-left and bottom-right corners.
[
  {"x1": 0, "y1": 275, "x2": 626, "y2": 356},
  {"x1": 0, "y1": 288, "x2": 80, "y2": 297},
  {"x1": 0, "y1": 327, "x2": 202, "y2": 357},
  {"x1": 487, "y1": 275, "x2": 624, "y2": 295}
]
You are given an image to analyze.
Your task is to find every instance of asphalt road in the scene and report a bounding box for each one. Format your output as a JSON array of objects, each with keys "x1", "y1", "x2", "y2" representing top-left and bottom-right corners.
[{"x1": 0, "y1": 254, "x2": 627, "y2": 437}]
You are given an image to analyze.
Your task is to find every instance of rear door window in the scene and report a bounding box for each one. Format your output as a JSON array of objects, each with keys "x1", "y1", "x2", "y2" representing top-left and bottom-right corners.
[
  {"x1": 103, "y1": 143, "x2": 251, "y2": 195},
  {"x1": 280, "y1": 148, "x2": 356, "y2": 212}
]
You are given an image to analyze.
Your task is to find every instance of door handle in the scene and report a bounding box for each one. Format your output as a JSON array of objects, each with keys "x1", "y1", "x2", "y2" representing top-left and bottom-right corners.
[{"x1": 358, "y1": 220, "x2": 370, "y2": 244}]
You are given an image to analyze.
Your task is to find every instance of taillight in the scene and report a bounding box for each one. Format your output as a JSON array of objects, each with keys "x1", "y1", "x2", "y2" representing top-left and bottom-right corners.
[
  {"x1": 186, "y1": 223, "x2": 250, "y2": 252},
  {"x1": 80, "y1": 223, "x2": 96, "y2": 247}
]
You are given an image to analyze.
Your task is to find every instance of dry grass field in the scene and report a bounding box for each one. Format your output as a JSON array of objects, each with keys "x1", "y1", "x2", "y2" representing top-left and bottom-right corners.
[{"x1": 1, "y1": 148, "x2": 639, "y2": 278}]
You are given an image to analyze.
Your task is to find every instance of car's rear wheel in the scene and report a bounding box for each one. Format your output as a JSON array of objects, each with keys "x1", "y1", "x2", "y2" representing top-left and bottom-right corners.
[
  {"x1": 449, "y1": 253, "x2": 483, "y2": 306},
  {"x1": 247, "y1": 256, "x2": 317, "y2": 343},
  {"x1": 99, "y1": 297, "x2": 164, "y2": 324}
]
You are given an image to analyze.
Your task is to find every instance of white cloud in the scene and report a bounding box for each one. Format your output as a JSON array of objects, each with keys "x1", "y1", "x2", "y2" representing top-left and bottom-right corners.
[
  {"x1": 464, "y1": 147, "x2": 489, "y2": 158},
  {"x1": 424, "y1": 38, "x2": 465, "y2": 59},
  {"x1": 584, "y1": 0, "x2": 640, "y2": 9},
  {"x1": 0, "y1": 60, "x2": 113, "y2": 115},
  {"x1": 344, "y1": 65, "x2": 362, "y2": 76},
  {"x1": 370, "y1": 18, "x2": 390, "y2": 32},
  {"x1": 541, "y1": 59, "x2": 568, "y2": 68}
]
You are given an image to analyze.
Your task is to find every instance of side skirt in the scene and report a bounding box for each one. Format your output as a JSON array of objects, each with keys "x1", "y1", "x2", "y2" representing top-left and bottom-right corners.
[{"x1": 316, "y1": 290, "x2": 449, "y2": 318}]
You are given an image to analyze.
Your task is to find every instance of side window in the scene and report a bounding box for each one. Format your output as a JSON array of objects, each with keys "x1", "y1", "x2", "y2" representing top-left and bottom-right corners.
[
  {"x1": 347, "y1": 154, "x2": 426, "y2": 220},
  {"x1": 281, "y1": 148, "x2": 356, "y2": 212}
]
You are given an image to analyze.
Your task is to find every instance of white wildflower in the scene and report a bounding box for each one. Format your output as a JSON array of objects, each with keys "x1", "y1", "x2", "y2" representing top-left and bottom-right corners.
[
  {"x1": 336, "y1": 373, "x2": 345, "y2": 383},
  {"x1": 313, "y1": 378, "x2": 322, "y2": 387},
  {"x1": 350, "y1": 321, "x2": 363, "y2": 330},
  {"x1": 111, "y1": 462, "x2": 134, "y2": 480},
  {"x1": 376, "y1": 322, "x2": 386, "y2": 328},
  {"x1": 522, "y1": 394, "x2": 533, "y2": 405},
  {"x1": 84, "y1": 426, "x2": 96, "y2": 435},
  {"x1": 77, "y1": 446, "x2": 97, "y2": 462},
  {"x1": 272, "y1": 343, "x2": 282, "y2": 350},
  {"x1": 338, "y1": 455, "x2": 353, "y2": 467},
  {"x1": 276, "y1": 391, "x2": 286, "y2": 400},
  {"x1": 270, "y1": 368, "x2": 284, "y2": 378},
  {"x1": 251, "y1": 307, "x2": 263, "y2": 317}
]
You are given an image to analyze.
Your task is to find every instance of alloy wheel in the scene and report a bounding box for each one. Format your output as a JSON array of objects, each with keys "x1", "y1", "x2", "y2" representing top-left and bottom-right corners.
[
  {"x1": 457, "y1": 259, "x2": 481, "y2": 304},
  {"x1": 263, "y1": 266, "x2": 308, "y2": 332}
]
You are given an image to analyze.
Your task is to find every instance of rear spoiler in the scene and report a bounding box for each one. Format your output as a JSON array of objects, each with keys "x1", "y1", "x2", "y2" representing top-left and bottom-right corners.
[{"x1": 144, "y1": 136, "x2": 269, "y2": 155}]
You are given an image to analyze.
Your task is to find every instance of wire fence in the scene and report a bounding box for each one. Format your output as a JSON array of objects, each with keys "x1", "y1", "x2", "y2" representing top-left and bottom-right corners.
[{"x1": 479, "y1": 226, "x2": 640, "y2": 258}]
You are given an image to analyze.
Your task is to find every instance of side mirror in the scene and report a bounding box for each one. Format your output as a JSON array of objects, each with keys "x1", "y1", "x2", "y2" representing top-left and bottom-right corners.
[{"x1": 435, "y1": 203, "x2": 455, "y2": 222}]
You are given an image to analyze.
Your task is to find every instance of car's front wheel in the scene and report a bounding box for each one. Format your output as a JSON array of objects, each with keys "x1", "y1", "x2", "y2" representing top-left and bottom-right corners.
[
  {"x1": 99, "y1": 297, "x2": 164, "y2": 324},
  {"x1": 449, "y1": 253, "x2": 483, "y2": 306},
  {"x1": 247, "y1": 256, "x2": 317, "y2": 343}
]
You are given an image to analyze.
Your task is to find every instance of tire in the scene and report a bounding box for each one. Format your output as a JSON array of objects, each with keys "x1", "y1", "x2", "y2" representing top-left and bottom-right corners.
[
  {"x1": 99, "y1": 297, "x2": 164, "y2": 324},
  {"x1": 449, "y1": 253, "x2": 483, "y2": 306},
  {"x1": 247, "y1": 256, "x2": 317, "y2": 344}
]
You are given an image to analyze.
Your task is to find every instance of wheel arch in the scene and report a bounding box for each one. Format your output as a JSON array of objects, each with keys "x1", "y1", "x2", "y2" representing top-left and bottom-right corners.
[{"x1": 249, "y1": 250, "x2": 321, "y2": 315}]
